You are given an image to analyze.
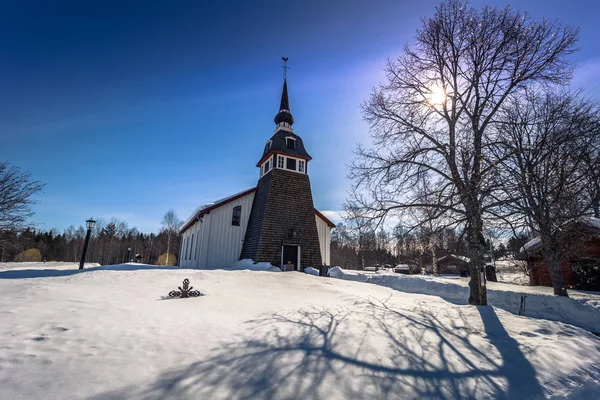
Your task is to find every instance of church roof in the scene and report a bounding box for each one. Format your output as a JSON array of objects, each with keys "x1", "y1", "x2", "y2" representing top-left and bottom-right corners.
[
  {"x1": 179, "y1": 188, "x2": 258, "y2": 234},
  {"x1": 179, "y1": 186, "x2": 335, "y2": 234},
  {"x1": 274, "y1": 79, "x2": 294, "y2": 126},
  {"x1": 257, "y1": 129, "x2": 312, "y2": 166}
]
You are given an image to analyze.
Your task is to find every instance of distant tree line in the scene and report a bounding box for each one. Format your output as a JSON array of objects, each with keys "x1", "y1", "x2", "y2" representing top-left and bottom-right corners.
[
  {"x1": 0, "y1": 211, "x2": 183, "y2": 266},
  {"x1": 329, "y1": 221, "x2": 529, "y2": 271}
]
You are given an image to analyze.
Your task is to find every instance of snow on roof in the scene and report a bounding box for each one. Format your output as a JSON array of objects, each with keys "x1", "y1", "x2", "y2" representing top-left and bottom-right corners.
[
  {"x1": 436, "y1": 254, "x2": 470, "y2": 264},
  {"x1": 517, "y1": 217, "x2": 600, "y2": 258},
  {"x1": 179, "y1": 188, "x2": 257, "y2": 234},
  {"x1": 578, "y1": 216, "x2": 600, "y2": 232},
  {"x1": 519, "y1": 237, "x2": 542, "y2": 255}
]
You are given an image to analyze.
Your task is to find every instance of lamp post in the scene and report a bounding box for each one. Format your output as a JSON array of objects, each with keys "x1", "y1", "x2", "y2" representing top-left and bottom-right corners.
[
  {"x1": 127, "y1": 247, "x2": 131, "y2": 263},
  {"x1": 79, "y1": 218, "x2": 96, "y2": 270}
]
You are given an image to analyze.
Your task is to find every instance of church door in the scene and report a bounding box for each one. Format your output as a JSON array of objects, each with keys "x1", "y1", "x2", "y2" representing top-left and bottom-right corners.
[{"x1": 282, "y1": 245, "x2": 299, "y2": 271}]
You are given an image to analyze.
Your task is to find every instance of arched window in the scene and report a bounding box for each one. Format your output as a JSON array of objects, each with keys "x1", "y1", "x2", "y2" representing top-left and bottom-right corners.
[
  {"x1": 190, "y1": 233, "x2": 195, "y2": 260},
  {"x1": 188, "y1": 233, "x2": 194, "y2": 260},
  {"x1": 232, "y1": 206, "x2": 242, "y2": 226},
  {"x1": 183, "y1": 236, "x2": 188, "y2": 260}
]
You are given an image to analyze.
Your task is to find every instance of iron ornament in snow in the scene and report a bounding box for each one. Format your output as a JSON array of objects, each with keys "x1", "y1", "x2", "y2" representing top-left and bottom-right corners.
[{"x1": 168, "y1": 278, "x2": 202, "y2": 298}]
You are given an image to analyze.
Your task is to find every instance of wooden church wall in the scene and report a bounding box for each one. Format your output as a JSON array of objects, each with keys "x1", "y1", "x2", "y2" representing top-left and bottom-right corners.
[
  {"x1": 202, "y1": 191, "x2": 255, "y2": 269},
  {"x1": 315, "y1": 215, "x2": 331, "y2": 265},
  {"x1": 180, "y1": 191, "x2": 255, "y2": 269}
]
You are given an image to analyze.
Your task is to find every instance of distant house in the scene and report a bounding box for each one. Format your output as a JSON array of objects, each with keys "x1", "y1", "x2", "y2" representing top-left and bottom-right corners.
[
  {"x1": 435, "y1": 254, "x2": 470, "y2": 276},
  {"x1": 515, "y1": 218, "x2": 600, "y2": 291},
  {"x1": 178, "y1": 75, "x2": 335, "y2": 270}
]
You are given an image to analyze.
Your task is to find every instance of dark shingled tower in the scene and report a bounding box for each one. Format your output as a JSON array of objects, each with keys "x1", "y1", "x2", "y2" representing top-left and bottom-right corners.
[{"x1": 240, "y1": 75, "x2": 322, "y2": 270}]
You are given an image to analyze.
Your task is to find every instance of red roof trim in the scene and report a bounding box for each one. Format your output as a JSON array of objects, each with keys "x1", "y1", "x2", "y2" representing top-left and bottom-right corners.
[
  {"x1": 256, "y1": 151, "x2": 311, "y2": 167},
  {"x1": 180, "y1": 187, "x2": 258, "y2": 234},
  {"x1": 314, "y1": 209, "x2": 336, "y2": 228}
]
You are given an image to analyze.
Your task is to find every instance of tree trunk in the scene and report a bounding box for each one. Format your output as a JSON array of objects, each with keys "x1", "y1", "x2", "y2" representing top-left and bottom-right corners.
[
  {"x1": 542, "y1": 239, "x2": 569, "y2": 297},
  {"x1": 467, "y1": 216, "x2": 487, "y2": 306},
  {"x1": 593, "y1": 198, "x2": 600, "y2": 218},
  {"x1": 166, "y1": 234, "x2": 171, "y2": 266}
]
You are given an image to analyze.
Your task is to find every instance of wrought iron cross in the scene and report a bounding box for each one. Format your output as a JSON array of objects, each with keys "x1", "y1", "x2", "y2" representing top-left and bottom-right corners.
[{"x1": 168, "y1": 278, "x2": 202, "y2": 298}]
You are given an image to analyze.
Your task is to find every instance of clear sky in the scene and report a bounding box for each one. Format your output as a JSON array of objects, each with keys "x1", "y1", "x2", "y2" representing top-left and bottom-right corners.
[{"x1": 2, "y1": 0, "x2": 599, "y2": 233}]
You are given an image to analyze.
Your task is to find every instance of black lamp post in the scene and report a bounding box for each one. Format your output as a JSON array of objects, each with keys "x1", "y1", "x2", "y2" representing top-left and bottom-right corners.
[{"x1": 79, "y1": 218, "x2": 96, "y2": 270}]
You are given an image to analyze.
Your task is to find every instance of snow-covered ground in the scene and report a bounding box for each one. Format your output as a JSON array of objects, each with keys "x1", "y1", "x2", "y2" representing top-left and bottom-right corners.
[
  {"x1": 1, "y1": 263, "x2": 600, "y2": 399},
  {"x1": 329, "y1": 268, "x2": 600, "y2": 333},
  {"x1": 0, "y1": 261, "x2": 101, "y2": 271}
]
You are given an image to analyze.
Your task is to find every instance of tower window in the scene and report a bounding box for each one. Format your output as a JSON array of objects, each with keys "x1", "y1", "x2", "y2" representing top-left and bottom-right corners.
[
  {"x1": 232, "y1": 206, "x2": 241, "y2": 226},
  {"x1": 277, "y1": 155, "x2": 284, "y2": 168},
  {"x1": 265, "y1": 140, "x2": 272, "y2": 153},
  {"x1": 286, "y1": 137, "x2": 296, "y2": 149},
  {"x1": 299, "y1": 160, "x2": 305, "y2": 173},
  {"x1": 286, "y1": 158, "x2": 296, "y2": 171}
]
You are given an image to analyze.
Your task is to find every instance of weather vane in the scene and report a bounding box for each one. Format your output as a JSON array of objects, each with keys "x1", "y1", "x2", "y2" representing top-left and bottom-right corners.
[{"x1": 282, "y1": 57, "x2": 289, "y2": 79}]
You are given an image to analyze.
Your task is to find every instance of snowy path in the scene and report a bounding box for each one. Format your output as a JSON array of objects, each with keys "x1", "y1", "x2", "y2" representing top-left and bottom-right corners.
[{"x1": 1, "y1": 264, "x2": 599, "y2": 399}]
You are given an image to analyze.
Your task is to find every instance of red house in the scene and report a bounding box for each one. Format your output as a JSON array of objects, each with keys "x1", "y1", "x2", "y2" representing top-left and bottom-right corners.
[{"x1": 516, "y1": 218, "x2": 600, "y2": 291}]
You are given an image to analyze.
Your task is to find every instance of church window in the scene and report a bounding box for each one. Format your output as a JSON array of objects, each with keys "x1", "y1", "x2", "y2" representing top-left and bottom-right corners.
[
  {"x1": 286, "y1": 158, "x2": 296, "y2": 171},
  {"x1": 190, "y1": 233, "x2": 195, "y2": 260},
  {"x1": 232, "y1": 206, "x2": 241, "y2": 226},
  {"x1": 265, "y1": 140, "x2": 272, "y2": 153},
  {"x1": 286, "y1": 137, "x2": 296, "y2": 149},
  {"x1": 277, "y1": 155, "x2": 284, "y2": 168},
  {"x1": 265, "y1": 159, "x2": 270, "y2": 172},
  {"x1": 299, "y1": 160, "x2": 305, "y2": 173},
  {"x1": 188, "y1": 234, "x2": 194, "y2": 260},
  {"x1": 183, "y1": 237, "x2": 188, "y2": 260}
]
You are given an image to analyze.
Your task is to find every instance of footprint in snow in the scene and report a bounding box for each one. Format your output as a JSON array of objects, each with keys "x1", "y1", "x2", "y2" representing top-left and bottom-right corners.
[{"x1": 519, "y1": 331, "x2": 537, "y2": 337}]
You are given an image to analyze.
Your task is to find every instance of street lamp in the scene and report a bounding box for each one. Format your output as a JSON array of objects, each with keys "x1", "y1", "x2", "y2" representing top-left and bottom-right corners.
[{"x1": 79, "y1": 218, "x2": 96, "y2": 270}]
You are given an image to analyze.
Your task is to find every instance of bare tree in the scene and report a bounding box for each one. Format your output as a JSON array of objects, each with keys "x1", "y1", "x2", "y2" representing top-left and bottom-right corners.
[
  {"x1": 582, "y1": 136, "x2": 600, "y2": 218},
  {"x1": 161, "y1": 209, "x2": 182, "y2": 266},
  {"x1": 0, "y1": 160, "x2": 44, "y2": 246},
  {"x1": 494, "y1": 89, "x2": 600, "y2": 296},
  {"x1": 347, "y1": 0, "x2": 578, "y2": 304}
]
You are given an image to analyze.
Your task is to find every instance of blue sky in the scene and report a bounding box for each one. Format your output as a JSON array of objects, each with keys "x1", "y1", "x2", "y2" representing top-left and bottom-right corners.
[{"x1": 2, "y1": 0, "x2": 600, "y2": 233}]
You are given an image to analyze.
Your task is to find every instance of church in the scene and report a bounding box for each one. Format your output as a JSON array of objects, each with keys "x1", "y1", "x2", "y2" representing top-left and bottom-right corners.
[{"x1": 178, "y1": 71, "x2": 335, "y2": 271}]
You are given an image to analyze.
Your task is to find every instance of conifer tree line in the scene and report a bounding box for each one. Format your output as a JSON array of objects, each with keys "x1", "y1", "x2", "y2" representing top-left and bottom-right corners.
[{"x1": 0, "y1": 212, "x2": 182, "y2": 266}]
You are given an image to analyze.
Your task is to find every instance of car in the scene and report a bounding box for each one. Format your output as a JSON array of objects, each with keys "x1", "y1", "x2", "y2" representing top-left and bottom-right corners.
[{"x1": 394, "y1": 264, "x2": 414, "y2": 274}]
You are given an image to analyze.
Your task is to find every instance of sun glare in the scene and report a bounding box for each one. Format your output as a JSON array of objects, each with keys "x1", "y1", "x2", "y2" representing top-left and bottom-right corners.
[{"x1": 427, "y1": 84, "x2": 447, "y2": 107}]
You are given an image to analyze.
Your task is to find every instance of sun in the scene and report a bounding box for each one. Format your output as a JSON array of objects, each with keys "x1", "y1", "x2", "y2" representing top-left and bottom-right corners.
[{"x1": 427, "y1": 84, "x2": 447, "y2": 107}]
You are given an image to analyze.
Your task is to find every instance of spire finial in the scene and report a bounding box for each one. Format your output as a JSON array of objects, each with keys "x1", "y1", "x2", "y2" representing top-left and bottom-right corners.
[
  {"x1": 274, "y1": 57, "x2": 294, "y2": 128},
  {"x1": 282, "y1": 56, "x2": 289, "y2": 80}
]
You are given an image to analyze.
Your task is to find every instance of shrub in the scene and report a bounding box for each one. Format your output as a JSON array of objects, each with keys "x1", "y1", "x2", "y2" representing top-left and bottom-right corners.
[
  {"x1": 156, "y1": 252, "x2": 177, "y2": 266},
  {"x1": 15, "y1": 248, "x2": 42, "y2": 262}
]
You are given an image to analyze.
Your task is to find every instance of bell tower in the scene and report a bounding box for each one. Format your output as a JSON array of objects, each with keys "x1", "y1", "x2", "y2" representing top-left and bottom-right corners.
[{"x1": 240, "y1": 62, "x2": 322, "y2": 270}]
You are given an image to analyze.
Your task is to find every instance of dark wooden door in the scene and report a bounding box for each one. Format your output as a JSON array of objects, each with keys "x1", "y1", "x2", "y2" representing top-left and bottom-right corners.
[{"x1": 282, "y1": 245, "x2": 299, "y2": 270}]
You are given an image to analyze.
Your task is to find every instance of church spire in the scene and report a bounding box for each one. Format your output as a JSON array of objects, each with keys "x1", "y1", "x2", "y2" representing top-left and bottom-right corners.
[{"x1": 274, "y1": 57, "x2": 294, "y2": 128}]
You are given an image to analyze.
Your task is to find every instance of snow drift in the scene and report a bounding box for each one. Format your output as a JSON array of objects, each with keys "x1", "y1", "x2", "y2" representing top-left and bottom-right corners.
[
  {"x1": 228, "y1": 259, "x2": 281, "y2": 272},
  {"x1": 329, "y1": 268, "x2": 600, "y2": 333}
]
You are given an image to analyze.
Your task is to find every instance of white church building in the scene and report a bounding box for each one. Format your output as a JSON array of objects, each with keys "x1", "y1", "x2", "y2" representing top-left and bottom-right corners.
[{"x1": 179, "y1": 72, "x2": 335, "y2": 270}]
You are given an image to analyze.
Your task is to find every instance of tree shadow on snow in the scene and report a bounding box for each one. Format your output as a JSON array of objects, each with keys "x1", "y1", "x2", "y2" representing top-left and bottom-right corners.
[
  {"x1": 0, "y1": 264, "x2": 178, "y2": 279},
  {"x1": 92, "y1": 298, "x2": 545, "y2": 400}
]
